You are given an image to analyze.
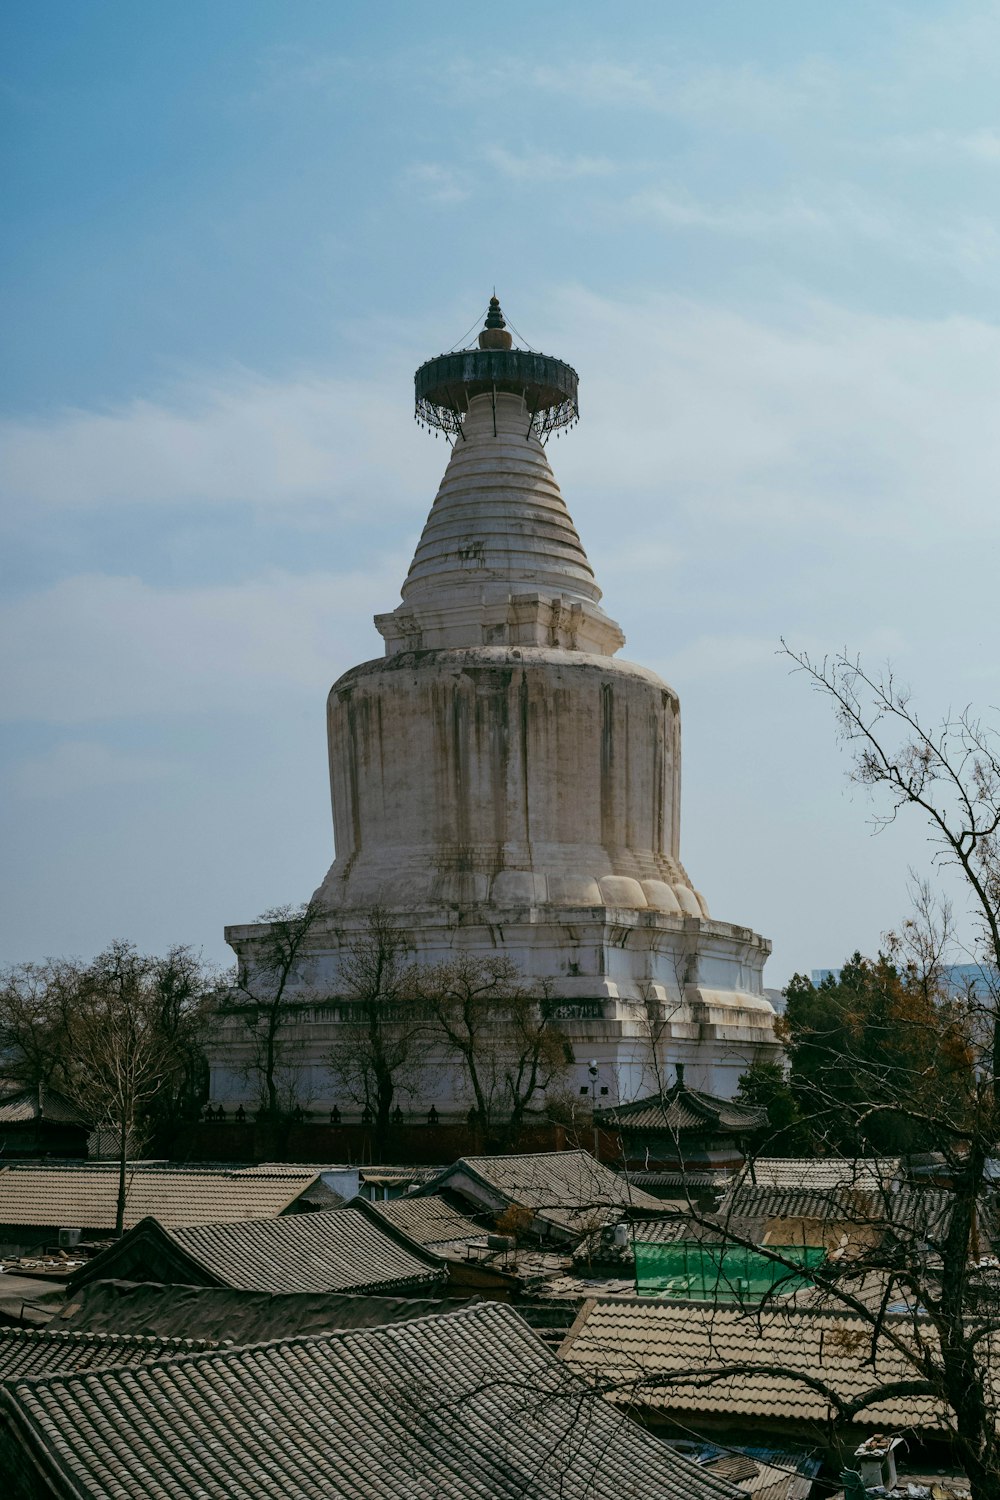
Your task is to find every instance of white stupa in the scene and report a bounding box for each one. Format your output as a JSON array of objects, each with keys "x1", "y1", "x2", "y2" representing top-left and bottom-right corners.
[{"x1": 215, "y1": 298, "x2": 779, "y2": 1115}]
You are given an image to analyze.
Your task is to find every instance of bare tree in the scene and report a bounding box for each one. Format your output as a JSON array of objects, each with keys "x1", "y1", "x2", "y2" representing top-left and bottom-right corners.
[
  {"x1": 550, "y1": 650, "x2": 1000, "y2": 1493},
  {"x1": 229, "y1": 898, "x2": 325, "y2": 1130},
  {"x1": 68, "y1": 967, "x2": 168, "y2": 1234},
  {"x1": 63, "y1": 943, "x2": 211, "y2": 1235},
  {"x1": 0, "y1": 959, "x2": 79, "y2": 1093},
  {"x1": 141, "y1": 945, "x2": 214, "y2": 1152},
  {"x1": 783, "y1": 644, "x2": 1000, "y2": 1047},
  {"x1": 646, "y1": 646, "x2": 1000, "y2": 1496},
  {"x1": 629, "y1": 948, "x2": 695, "y2": 1098},
  {"x1": 417, "y1": 954, "x2": 570, "y2": 1145},
  {"x1": 327, "y1": 907, "x2": 429, "y2": 1160},
  {"x1": 0, "y1": 944, "x2": 212, "y2": 1232}
]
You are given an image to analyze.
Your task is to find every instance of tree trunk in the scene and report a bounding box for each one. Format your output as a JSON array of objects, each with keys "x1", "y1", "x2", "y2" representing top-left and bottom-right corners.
[
  {"x1": 115, "y1": 1111, "x2": 128, "y2": 1237},
  {"x1": 462, "y1": 1046, "x2": 490, "y2": 1134},
  {"x1": 938, "y1": 1140, "x2": 996, "y2": 1498},
  {"x1": 374, "y1": 1068, "x2": 393, "y2": 1165},
  {"x1": 265, "y1": 1012, "x2": 279, "y2": 1125}
]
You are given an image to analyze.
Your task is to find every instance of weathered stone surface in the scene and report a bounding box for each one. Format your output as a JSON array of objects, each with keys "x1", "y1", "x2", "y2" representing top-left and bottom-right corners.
[{"x1": 316, "y1": 646, "x2": 693, "y2": 914}]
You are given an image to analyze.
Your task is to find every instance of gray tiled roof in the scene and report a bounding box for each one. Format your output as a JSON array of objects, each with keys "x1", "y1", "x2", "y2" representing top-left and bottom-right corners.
[
  {"x1": 0, "y1": 1326, "x2": 215, "y2": 1383},
  {"x1": 734, "y1": 1158, "x2": 899, "y2": 1191},
  {"x1": 59, "y1": 1278, "x2": 470, "y2": 1342},
  {"x1": 360, "y1": 1193, "x2": 486, "y2": 1248},
  {"x1": 166, "y1": 1208, "x2": 447, "y2": 1293},
  {"x1": 0, "y1": 1162, "x2": 326, "y2": 1230},
  {"x1": 702, "y1": 1453, "x2": 813, "y2": 1500},
  {"x1": 358, "y1": 1165, "x2": 443, "y2": 1183},
  {"x1": 0, "y1": 1082, "x2": 88, "y2": 1127},
  {"x1": 599, "y1": 1086, "x2": 764, "y2": 1134},
  {"x1": 718, "y1": 1184, "x2": 986, "y2": 1249},
  {"x1": 71, "y1": 1208, "x2": 449, "y2": 1296},
  {"x1": 560, "y1": 1296, "x2": 975, "y2": 1434},
  {"x1": 1, "y1": 1303, "x2": 742, "y2": 1499},
  {"x1": 424, "y1": 1151, "x2": 665, "y2": 1235},
  {"x1": 719, "y1": 1186, "x2": 879, "y2": 1222},
  {"x1": 626, "y1": 1170, "x2": 727, "y2": 1191}
]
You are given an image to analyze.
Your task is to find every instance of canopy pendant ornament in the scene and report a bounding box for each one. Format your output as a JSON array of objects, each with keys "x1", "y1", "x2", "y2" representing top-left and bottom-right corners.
[{"x1": 414, "y1": 295, "x2": 580, "y2": 444}]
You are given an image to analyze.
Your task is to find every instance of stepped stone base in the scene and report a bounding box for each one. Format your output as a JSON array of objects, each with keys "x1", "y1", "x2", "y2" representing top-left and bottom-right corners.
[{"x1": 210, "y1": 904, "x2": 778, "y2": 1118}]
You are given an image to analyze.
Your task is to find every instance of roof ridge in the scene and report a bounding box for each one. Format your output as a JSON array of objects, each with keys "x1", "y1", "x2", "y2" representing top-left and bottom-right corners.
[
  {"x1": 8, "y1": 1299, "x2": 509, "y2": 1393},
  {"x1": 0, "y1": 1327, "x2": 211, "y2": 1349},
  {"x1": 0, "y1": 1163, "x2": 317, "y2": 1178},
  {"x1": 461, "y1": 1149, "x2": 595, "y2": 1164},
  {"x1": 580, "y1": 1293, "x2": 925, "y2": 1325}
]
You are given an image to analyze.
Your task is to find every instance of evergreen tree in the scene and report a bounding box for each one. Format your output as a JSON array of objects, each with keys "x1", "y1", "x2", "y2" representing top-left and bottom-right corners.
[
  {"x1": 781, "y1": 952, "x2": 973, "y2": 1155},
  {"x1": 734, "y1": 1058, "x2": 812, "y2": 1155}
]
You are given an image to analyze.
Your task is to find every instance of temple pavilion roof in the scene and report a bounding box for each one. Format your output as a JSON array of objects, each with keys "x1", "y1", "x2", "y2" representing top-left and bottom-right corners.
[{"x1": 598, "y1": 1076, "x2": 765, "y2": 1136}]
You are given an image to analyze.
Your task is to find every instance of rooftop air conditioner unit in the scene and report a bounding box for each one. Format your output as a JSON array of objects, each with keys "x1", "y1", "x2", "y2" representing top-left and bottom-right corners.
[{"x1": 58, "y1": 1228, "x2": 82, "y2": 1249}]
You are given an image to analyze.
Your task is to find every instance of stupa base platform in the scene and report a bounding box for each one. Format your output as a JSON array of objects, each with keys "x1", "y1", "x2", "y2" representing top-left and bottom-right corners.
[{"x1": 212, "y1": 903, "x2": 778, "y2": 1117}]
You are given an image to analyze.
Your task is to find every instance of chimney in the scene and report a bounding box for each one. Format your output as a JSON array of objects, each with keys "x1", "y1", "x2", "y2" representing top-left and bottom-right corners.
[{"x1": 852, "y1": 1434, "x2": 903, "y2": 1491}]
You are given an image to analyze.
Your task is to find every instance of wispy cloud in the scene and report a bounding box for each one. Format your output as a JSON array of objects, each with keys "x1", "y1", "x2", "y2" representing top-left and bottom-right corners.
[
  {"x1": 482, "y1": 146, "x2": 617, "y2": 182},
  {"x1": 625, "y1": 181, "x2": 1000, "y2": 278},
  {"x1": 0, "y1": 560, "x2": 406, "y2": 725},
  {"x1": 403, "y1": 162, "x2": 470, "y2": 203},
  {"x1": 659, "y1": 626, "x2": 907, "y2": 684},
  {"x1": 0, "y1": 368, "x2": 432, "y2": 515},
  {"x1": 439, "y1": 54, "x2": 840, "y2": 129},
  {"x1": 628, "y1": 187, "x2": 837, "y2": 237},
  {"x1": 545, "y1": 285, "x2": 1000, "y2": 546},
  {"x1": 879, "y1": 126, "x2": 1000, "y2": 162},
  {"x1": 242, "y1": 44, "x2": 361, "y2": 106},
  {"x1": 524, "y1": 56, "x2": 838, "y2": 124}
]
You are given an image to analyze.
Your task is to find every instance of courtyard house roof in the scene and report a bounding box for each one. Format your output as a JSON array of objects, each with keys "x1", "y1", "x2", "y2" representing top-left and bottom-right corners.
[
  {"x1": 422, "y1": 1150, "x2": 664, "y2": 1238},
  {"x1": 58, "y1": 1278, "x2": 468, "y2": 1343},
  {"x1": 68, "y1": 1207, "x2": 447, "y2": 1297},
  {"x1": 559, "y1": 1296, "x2": 976, "y2": 1439},
  {"x1": 598, "y1": 1084, "x2": 765, "y2": 1136},
  {"x1": 0, "y1": 1302, "x2": 743, "y2": 1500},
  {"x1": 0, "y1": 1083, "x2": 88, "y2": 1128},
  {"x1": 717, "y1": 1183, "x2": 994, "y2": 1254},
  {"x1": 0, "y1": 1161, "x2": 337, "y2": 1233},
  {"x1": 733, "y1": 1158, "x2": 900, "y2": 1192},
  {"x1": 354, "y1": 1192, "x2": 486, "y2": 1251}
]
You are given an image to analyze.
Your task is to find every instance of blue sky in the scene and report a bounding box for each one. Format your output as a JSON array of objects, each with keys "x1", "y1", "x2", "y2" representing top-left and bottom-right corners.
[{"x1": 2, "y1": 1, "x2": 998, "y2": 984}]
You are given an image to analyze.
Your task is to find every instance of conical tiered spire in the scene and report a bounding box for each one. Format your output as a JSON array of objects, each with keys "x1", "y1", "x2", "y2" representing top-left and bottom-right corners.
[
  {"x1": 377, "y1": 302, "x2": 623, "y2": 656},
  {"x1": 405, "y1": 393, "x2": 598, "y2": 604}
]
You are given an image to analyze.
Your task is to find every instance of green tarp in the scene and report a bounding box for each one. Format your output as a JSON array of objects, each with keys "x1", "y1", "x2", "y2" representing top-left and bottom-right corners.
[{"x1": 633, "y1": 1240, "x2": 825, "y2": 1302}]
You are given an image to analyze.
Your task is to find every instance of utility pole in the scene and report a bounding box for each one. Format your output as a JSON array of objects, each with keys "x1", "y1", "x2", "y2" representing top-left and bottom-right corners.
[{"x1": 588, "y1": 1058, "x2": 600, "y2": 1161}]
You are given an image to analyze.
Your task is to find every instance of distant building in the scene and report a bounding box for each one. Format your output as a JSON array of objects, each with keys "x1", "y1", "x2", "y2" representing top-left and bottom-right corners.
[
  {"x1": 811, "y1": 964, "x2": 997, "y2": 999},
  {"x1": 0, "y1": 1083, "x2": 88, "y2": 1160},
  {"x1": 596, "y1": 1064, "x2": 765, "y2": 1174}
]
